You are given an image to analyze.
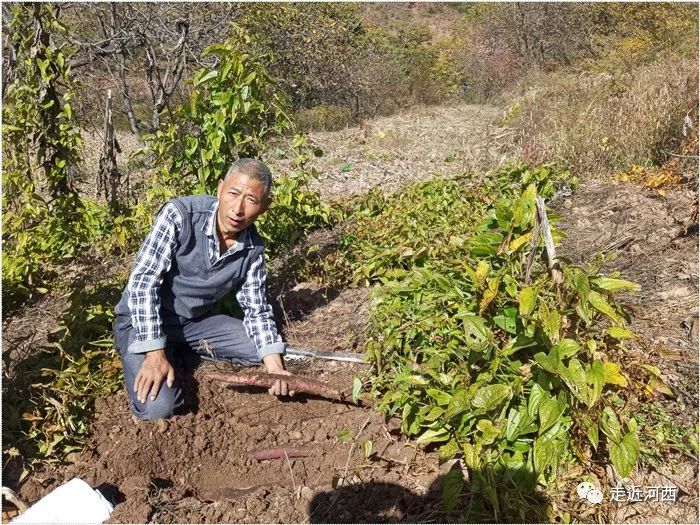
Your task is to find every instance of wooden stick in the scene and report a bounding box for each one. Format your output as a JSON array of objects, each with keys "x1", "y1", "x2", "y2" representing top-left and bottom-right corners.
[
  {"x1": 535, "y1": 196, "x2": 564, "y2": 284},
  {"x1": 524, "y1": 211, "x2": 541, "y2": 284},
  {"x1": 207, "y1": 372, "x2": 344, "y2": 401}
]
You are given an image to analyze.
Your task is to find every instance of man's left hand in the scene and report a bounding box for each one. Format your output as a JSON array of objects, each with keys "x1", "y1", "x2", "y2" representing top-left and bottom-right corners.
[{"x1": 262, "y1": 354, "x2": 295, "y2": 397}]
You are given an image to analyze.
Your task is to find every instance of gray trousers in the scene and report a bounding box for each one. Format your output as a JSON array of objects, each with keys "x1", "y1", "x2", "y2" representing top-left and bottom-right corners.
[{"x1": 114, "y1": 313, "x2": 260, "y2": 420}]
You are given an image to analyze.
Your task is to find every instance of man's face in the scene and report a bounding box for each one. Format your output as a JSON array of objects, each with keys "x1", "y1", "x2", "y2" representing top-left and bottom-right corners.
[{"x1": 216, "y1": 172, "x2": 269, "y2": 241}]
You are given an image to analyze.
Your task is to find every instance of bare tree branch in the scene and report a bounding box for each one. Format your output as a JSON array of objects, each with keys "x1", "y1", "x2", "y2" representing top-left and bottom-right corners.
[{"x1": 143, "y1": 18, "x2": 188, "y2": 130}]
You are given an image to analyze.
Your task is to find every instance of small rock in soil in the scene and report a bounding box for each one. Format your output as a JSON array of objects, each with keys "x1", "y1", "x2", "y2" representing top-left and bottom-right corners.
[
  {"x1": 65, "y1": 452, "x2": 82, "y2": 464},
  {"x1": 301, "y1": 486, "x2": 314, "y2": 502},
  {"x1": 302, "y1": 426, "x2": 316, "y2": 443},
  {"x1": 156, "y1": 419, "x2": 168, "y2": 433},
  {"x1": 121, "y1": 474, "x2": 150, "y2": 496},
  {"x1": 193, "y1": 435, "x2": 207, "y2": 453},
  {"x1": 314, "y1": 427, "x2": 327, "y2": 442}
]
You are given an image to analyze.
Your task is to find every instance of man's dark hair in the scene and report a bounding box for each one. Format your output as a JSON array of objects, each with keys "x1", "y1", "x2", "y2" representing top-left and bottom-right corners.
[{"x1": 224, "y1": 158, "x2": 273, "y2": 196}]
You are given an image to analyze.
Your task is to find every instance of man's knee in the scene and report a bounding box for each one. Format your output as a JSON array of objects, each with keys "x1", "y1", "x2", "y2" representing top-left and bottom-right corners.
[
  {"x1": 130, "y1": 386, "x2": 181, "y2": 421},
  {"x1": 186, "y1": 314, "x2": 260, "y2": 365}
]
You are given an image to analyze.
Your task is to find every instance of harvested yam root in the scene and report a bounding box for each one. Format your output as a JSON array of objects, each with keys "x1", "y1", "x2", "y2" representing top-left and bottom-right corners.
[
  {"x1": 249, "y1": 448, "x2": 312, "y2": 461},
  {"x1": 207, "y1": 372, "x2": 344, "y2": 401}
]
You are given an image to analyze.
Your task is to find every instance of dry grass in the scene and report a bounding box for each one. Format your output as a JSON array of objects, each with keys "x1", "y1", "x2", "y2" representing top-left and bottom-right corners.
[
  {"x1": 266, "y1": 102, "x2": 520, "y2": 200},
  {"x1": 77, "y1": 102, "x2": 520, "y2": 205},
  {"x1": 507, "y1": 55, "x2": 696, "y2": 177}
]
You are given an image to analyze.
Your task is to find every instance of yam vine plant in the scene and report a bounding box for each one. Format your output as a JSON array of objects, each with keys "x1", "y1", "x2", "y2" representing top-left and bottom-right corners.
[
  {"x1": 1, "y1": 4, "x2": 93, "y2": 308},
  {"x1": 3, "y1": 279, "x2": 124, "y2": 465},
  {"x1": 312, "y1": 165, "x2": 661, "y2": 521}
]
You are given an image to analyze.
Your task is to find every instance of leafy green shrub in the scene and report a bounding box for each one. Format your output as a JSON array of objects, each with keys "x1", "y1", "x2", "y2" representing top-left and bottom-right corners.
[
  {"x1": 237, "y1": 3, "x2": 365, "y2": 111},
  {"x1": 315, "y1": 164, "x2": 575, "y2": 288},
  {"x1": 257, "y1": 136, "x2": 341, "y2": 258},
  {"x1": 138, "y1": 28, "x2": 339, "y2": 257},
  {"x1": 1, "y1": 5, "x2": 113, "y2": 309},
  {"x1": 358, "y1": 169, "x2": 639, "y2": 519},
  {"x1": 303, "y1": 165, "x2": 647, "y2": 520},
  {"x1": 141, "y1": 26, "x2": 291, "y2": 200}
]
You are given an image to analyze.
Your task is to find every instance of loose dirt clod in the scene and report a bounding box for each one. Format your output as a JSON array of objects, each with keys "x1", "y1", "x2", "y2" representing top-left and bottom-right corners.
[
  {"x1": 249, "y1": 448, "x2": 312, "y2": 461},
  {"x1": 207, "y1": 372, "x2": 344, "y2": 401}
]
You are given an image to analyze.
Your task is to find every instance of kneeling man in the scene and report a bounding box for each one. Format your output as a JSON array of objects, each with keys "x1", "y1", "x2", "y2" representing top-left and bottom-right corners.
[{"x1": 114, "y1": 158, "x2": 291, "y2": 420}]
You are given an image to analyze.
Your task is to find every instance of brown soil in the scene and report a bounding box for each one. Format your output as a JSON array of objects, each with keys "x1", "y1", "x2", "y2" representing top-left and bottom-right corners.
[
  {"x1": 3, "y1": 246, "x2": 444, "y2": 523},
  {"x1": 12, "y1": 358, "x2": 449, "y2": 523},
  {"x1": 282, "y1": 287, "x2": 371, "y2": 355}
]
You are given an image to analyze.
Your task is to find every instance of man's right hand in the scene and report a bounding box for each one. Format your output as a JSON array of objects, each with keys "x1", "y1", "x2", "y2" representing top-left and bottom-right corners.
[{"x1": 134, "y1": 348, "x2": 175, "y2": 404}]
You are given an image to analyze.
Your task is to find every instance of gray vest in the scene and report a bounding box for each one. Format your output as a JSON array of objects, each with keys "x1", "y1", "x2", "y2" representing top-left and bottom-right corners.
[{"x1": 115, "y1": 195, "x2": 265, "y2": 322}]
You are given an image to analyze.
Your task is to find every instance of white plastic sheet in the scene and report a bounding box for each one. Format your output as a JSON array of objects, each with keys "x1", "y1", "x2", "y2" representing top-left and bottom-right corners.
[{"x1": 12, "y1": 478, "x2": 114, "y2": 524}]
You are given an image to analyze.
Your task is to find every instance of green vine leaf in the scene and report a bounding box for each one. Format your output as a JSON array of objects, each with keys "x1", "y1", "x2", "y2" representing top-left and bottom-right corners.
[
  {"x1": 582, "y1": 414, "x2": 599, "y2": 451},
  {"x1": 538, "y1": 396, "x2": 566, "y2": 435},
  {"x1": 471, "y1": 384, "x2": 511, "y2": 414},
  {"x1": 610, "y1": 430, "x2": 640, "y2": 478},
  {"x1": 588, "y1": 291, "x2": 623, "y2": 325},
  {"x1": 417, "y1": 427, "x2": 451, "y2": 445},
  {"x1": 518, "y1": 286, "x2": 538, "y2": 316},
  {"x1": 591, "y1": 277, "x2": 640, "y2": 293},
  {"x1": 601, "y1": 407, "x2": 622, "y2": 443},
  {"x1": 351, "y1": 377, "x2": 363, "y2": 404}
]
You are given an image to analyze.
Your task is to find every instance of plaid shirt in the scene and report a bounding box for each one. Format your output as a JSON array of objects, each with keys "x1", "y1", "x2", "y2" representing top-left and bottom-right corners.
[{"x1": 126, "y1": 200, "x2": 284, "y2": 359}]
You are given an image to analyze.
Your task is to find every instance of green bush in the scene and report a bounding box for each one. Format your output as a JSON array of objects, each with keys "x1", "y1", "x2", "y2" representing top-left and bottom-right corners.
[
  {"x1": 303, "y1": 165, "x2": 656, "y2": 520},
  {"x1": 257, "y1": 135, "x2": 341, "y2": 258},
  {"x1": 237, "y1": 3, "x2": 365, "y2": 111},
  {"x1": 141, "y1": 26, "x2": 291, "y2": 200},
  {"x1": 1, "y1": 5, "x2": 108, "y2": 309}
]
